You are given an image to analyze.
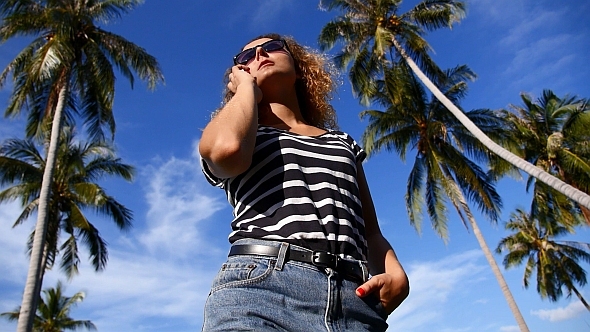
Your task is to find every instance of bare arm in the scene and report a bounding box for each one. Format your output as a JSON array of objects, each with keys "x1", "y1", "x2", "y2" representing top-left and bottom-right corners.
[
  {"x1": 198, "y1": 65, "x2": 262, "y2": 178},
  {"x1": 356, "y1": 161, "x2": 410, "y2": 314}
]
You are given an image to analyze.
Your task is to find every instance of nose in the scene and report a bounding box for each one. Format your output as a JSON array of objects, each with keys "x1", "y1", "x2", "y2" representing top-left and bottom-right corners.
[{"x1": 254, "y1": 46, "x2": 269, "y2": 62}]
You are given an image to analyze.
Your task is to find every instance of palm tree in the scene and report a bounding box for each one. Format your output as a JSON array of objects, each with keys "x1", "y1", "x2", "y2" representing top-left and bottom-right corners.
[
  {"x1": 360, "y1": 61, "x2": 530, "y2": 330},
  {"x1": 317, "y1": 0, "x2": 590, "y2": 210},
  {"x1": 501, "y1": 90, "x2": 590, "y2": 224},
  {"x1": 0, "y1": 126, "x2": 134, "y2": 278},
  {"x1": 496, "y1": 208, "x2": 590, "y2": 311},
  {"x1": 1, "y1": 281, "x2": 96, "y2": 331},
  {"x1": 0, "y1": 1, "x2": 163, "y2": 330}
]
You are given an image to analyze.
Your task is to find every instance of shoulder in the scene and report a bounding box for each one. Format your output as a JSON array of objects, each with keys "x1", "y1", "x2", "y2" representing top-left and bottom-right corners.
[
  {"x1": 328, "y1": 131, "x2": 367, "y2": 162},
  {"x1": 326, "y1": 130, "x2": 363, "y2": 147}
]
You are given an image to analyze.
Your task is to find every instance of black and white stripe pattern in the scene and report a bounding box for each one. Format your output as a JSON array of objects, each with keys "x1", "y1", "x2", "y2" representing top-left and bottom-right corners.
[{"x1": 201, "y1": 126, "x2": 368, "y2": 260}]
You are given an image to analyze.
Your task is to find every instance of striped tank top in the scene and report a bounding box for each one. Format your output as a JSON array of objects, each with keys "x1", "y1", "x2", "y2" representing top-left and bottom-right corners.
[{"x1": 201, "y1": 125, "x2": 368, "y2": 260}]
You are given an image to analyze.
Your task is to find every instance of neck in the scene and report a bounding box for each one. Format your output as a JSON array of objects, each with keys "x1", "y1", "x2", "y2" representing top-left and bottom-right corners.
[{"x1": 258, "y1": 87, "x2": 306, "y2": 128}]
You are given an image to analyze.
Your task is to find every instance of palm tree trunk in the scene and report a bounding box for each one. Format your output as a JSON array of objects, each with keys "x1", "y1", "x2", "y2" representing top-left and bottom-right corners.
[
  {"x1": 16, "y1": 80, "x2": 69, "y2": 332},
  {"x1": 390, "y1": 37, "x2": 590, "y2": 211},
  {"x1": 35, "y1": 239, "x2": 50, "y2": 309},
  {"x1": 570, "y1": 283, "x2": 590, "y2": 311},
  {"x1": 449, "y1": 182, "x2": 530, "y2": 331},
  {"x1": 468, "y1": 212, "x2": 530, "y2": 331}
]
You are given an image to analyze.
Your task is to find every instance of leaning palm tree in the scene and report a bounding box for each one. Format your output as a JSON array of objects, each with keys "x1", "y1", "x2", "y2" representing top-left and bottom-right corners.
[
  {"x1": 501, "y1": 90, "x2": 590, "y2": 224},
  {"x1": 1, "y1": 281, "x2": 96, "y2": 331},
  {"x1": 318, "y1": 0, "x2": 590, "y2": 210},
  {"x1": 0, "y1": 1, "x2": 163, "y2": 330},
  {"x1": 360, "y1": 61, "x2": 530, "y2": 330},
  {"x1": 0, "y1": 126, "x2": 134, "y2": 279},
  {"x1": 497, "y1": 207, "x2": 590, "y2": 311}
]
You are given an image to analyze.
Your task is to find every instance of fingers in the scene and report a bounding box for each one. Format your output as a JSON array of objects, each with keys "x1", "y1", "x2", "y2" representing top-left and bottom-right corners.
[
  {"x1": 227, "y1": 65, "x2": 253, "y2": 93},
  {"x1": 226, "y1": 65, "x2": 263, "y2": 103},
  {"x1": 357, "y1": 273, "x2": 409, "y2": 315},
  {"x1": 355, "y1": 275, "x2": 383, "y2": 297}
]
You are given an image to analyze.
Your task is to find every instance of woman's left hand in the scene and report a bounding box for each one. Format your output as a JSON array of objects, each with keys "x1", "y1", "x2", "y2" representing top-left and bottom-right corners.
[{"x1": 356, "y1": 270, "x2": 409, "y2": 315}]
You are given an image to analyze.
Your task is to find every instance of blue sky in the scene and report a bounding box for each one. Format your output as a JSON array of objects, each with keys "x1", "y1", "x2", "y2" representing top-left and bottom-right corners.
[{"x1": 1, "y1": 1, "x2": 589, "y2": 331}]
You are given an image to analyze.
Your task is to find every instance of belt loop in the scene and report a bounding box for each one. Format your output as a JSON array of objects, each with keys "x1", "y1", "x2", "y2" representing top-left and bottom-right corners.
[
  {"x1": 275, "y1": 242, "x2": 289, "y2": 271},
  {"x1": 360, "y1": 261, "x2": 369, "y2": 283}
]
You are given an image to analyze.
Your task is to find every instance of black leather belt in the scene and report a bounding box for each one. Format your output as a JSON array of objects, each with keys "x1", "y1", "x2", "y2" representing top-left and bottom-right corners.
[{"x1": 228, "y1": 244, "x2": 367, "y2": 283}]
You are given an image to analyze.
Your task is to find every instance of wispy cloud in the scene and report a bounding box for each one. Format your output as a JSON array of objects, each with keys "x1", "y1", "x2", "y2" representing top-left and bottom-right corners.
[
  {"x1": 470, "y1": 0, "x2": 588, "y2": 95},
  {"x1": 387, "y1": 250, "x2": 487, "y2": 331},
  {"x1": 223, "y1": 0, "x2": 299, "y2": 33},
  {"x1": 531, "y1": 300, "x2": 586, "y2": 322},
  {"x1": 249, "y1": 0, "x2": 297, "y2": 31},
  {"x1": 252, "y1": 0, "x2": 295, "y2": 21},
  {"x1": 503, "y1": 34, "x2": 580, "y2": 92},
  {"x1": 471, "y1": 0, "x2": 526, "y2": 25},
  {"x1": 0, "y1": 203, "x2": 36, "y2": 331},
  {"x1": 0, "y1": 202, "x2": 31, "y2": 285},
  {"x1": 497, "y1": 8, "x2": 565, "y2": 47},
  {"x1": 0, "y1": 144, "x2": 229, "y2": 331},
  {"x1": 139, "y1": 141, "x2": 226, "y2": 260}
]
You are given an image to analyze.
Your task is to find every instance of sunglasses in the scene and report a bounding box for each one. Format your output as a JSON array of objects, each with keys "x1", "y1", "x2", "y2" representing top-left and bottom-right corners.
[{"x1": 233, "y1": 39, "x2": 291, "y2": 65}]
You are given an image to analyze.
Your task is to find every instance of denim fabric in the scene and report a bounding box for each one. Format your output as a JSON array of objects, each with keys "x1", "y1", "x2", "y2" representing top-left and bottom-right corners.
[{"x1": 202, "y1": 238, "x2": 388, "y2": 332}]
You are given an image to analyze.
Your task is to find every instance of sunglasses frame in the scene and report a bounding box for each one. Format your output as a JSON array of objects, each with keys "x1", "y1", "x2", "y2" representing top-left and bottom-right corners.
[{"x1": 233, "y1": 39, "x2": 291, "y2": 65}]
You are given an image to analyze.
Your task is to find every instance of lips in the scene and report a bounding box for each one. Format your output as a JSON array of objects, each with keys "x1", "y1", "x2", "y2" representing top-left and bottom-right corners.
[{"x1": 258, "y1": 60, "x2": 273, "y2": 69}]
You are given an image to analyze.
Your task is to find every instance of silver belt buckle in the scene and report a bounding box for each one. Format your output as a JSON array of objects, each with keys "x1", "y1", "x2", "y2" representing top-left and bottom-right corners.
[{"x1": 311, "y1": 251, "x2": 338, "y2": 269}]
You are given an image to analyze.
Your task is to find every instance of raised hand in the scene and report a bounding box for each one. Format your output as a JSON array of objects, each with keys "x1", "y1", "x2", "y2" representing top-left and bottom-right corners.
[{"x1": 228, "y1": 65, "x2": 263, "y2": 104}]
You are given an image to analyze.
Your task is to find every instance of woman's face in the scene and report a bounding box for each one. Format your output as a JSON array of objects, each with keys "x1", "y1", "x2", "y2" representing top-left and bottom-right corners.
[{"x1": 238, "y1": 38, "x2": 297, "y2": 89}]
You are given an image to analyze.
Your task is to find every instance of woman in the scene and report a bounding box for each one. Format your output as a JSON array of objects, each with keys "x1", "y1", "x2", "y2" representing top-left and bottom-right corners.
[{"x1": 199, "y1": 33, "x2": 409, "y2": 331}]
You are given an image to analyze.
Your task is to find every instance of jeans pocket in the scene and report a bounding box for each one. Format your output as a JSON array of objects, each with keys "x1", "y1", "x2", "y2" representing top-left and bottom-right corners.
[
  {"x1": 210, "y1": 256, "x2": 274, "y2": 293},
  {"x1": 363, "y1": 293, "x2": 389, "y2": 320}
]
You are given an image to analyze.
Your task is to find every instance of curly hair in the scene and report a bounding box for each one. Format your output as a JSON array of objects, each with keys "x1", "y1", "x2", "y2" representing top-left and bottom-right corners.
[{"x1": 218, "y1": 33, "x2": 339, "y2": 130}]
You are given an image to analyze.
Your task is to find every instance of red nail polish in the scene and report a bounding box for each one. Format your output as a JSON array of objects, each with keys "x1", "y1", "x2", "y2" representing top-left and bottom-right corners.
[{"x1": 357, "y1": 288, "x2": 365, "y2": 296}]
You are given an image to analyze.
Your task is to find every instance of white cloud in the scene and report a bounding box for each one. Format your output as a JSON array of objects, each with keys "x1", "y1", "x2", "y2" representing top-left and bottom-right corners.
[
  {"x1": 0, "y1": 201, "x2": 37, "y2": 331},
  {"x1": 504, "y1": 34, "x2": 575, "y2": 73},
  {"x1": 139, "y1": 143, "x2": 226, "y2": 260},
  {"x1": 498, "y1": 8, "x2": 564, "y2": 47},
  {"x1": 502, "y1": 34, "x2": 579, "y2": 92},
  {"x1": 531, "y1": 300, "x2": 586, "y2": 322},
  {"x1": 62, "y1": 148, "x2": 230, "y2": 331},
  {"x1": 224, "y1": 0, "x2": 298, "y2": 33},
  {"x1": 39, "y1": 246, "x2": 221, "y2": 332},
  {"x1": 475, "y1": 298, "x2": 489, "y2": 304},
  {"x1": 0, "y1": 147, "x2": 230, "y2": 332},
  {"x1": 471, "y1": 0, "x2": 526, "y2": 25},
  {"x1": 387, "y1": 250, "x2": 487, "y2": 331},
  {"x1": 0, "y1": 201, "x2": 32, "y2": 284},
  {"x1": 251, "y1": 0, "x2": 296, "y2": 30},
  {"x1": 499, "y1": 326, "x2": 520, "y2": 332},
  {"x1": 470, "y1": 0, "x2": 587, "y2": 95}
]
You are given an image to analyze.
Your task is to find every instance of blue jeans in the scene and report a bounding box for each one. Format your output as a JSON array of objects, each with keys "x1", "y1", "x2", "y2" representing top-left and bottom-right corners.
[{"x1": 202, "y1": 238, "x2": 388, "y2": 331}]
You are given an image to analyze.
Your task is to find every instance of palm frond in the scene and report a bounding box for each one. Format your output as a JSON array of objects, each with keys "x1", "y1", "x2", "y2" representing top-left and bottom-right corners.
[
  {"x1": 0, "y1": 129, "x2": 134, "y2": 277},
  {"x1": 95, "y1": 29, "x2": 164, "y2": 90},
  {"x1": 406, "y1": 154, "x2": 426, "y2": 233},
  {"x1": 424, "y1": 153, "x2": 448, "y2": 239},
  {"x1": 406, "y1": 0, "x2": 466, "y2": 30},
  {"x1": 59, "y1": 234, "x2": 81, "y2": 278}
]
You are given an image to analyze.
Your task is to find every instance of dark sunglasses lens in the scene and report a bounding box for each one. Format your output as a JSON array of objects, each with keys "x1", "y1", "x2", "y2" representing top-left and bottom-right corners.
[
  {"x1": 263, "y1": 40, "x2": 285, "y2": 52},
  {"x1": 236, "y1": 49, "x2": 255, "y2": 65}
]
